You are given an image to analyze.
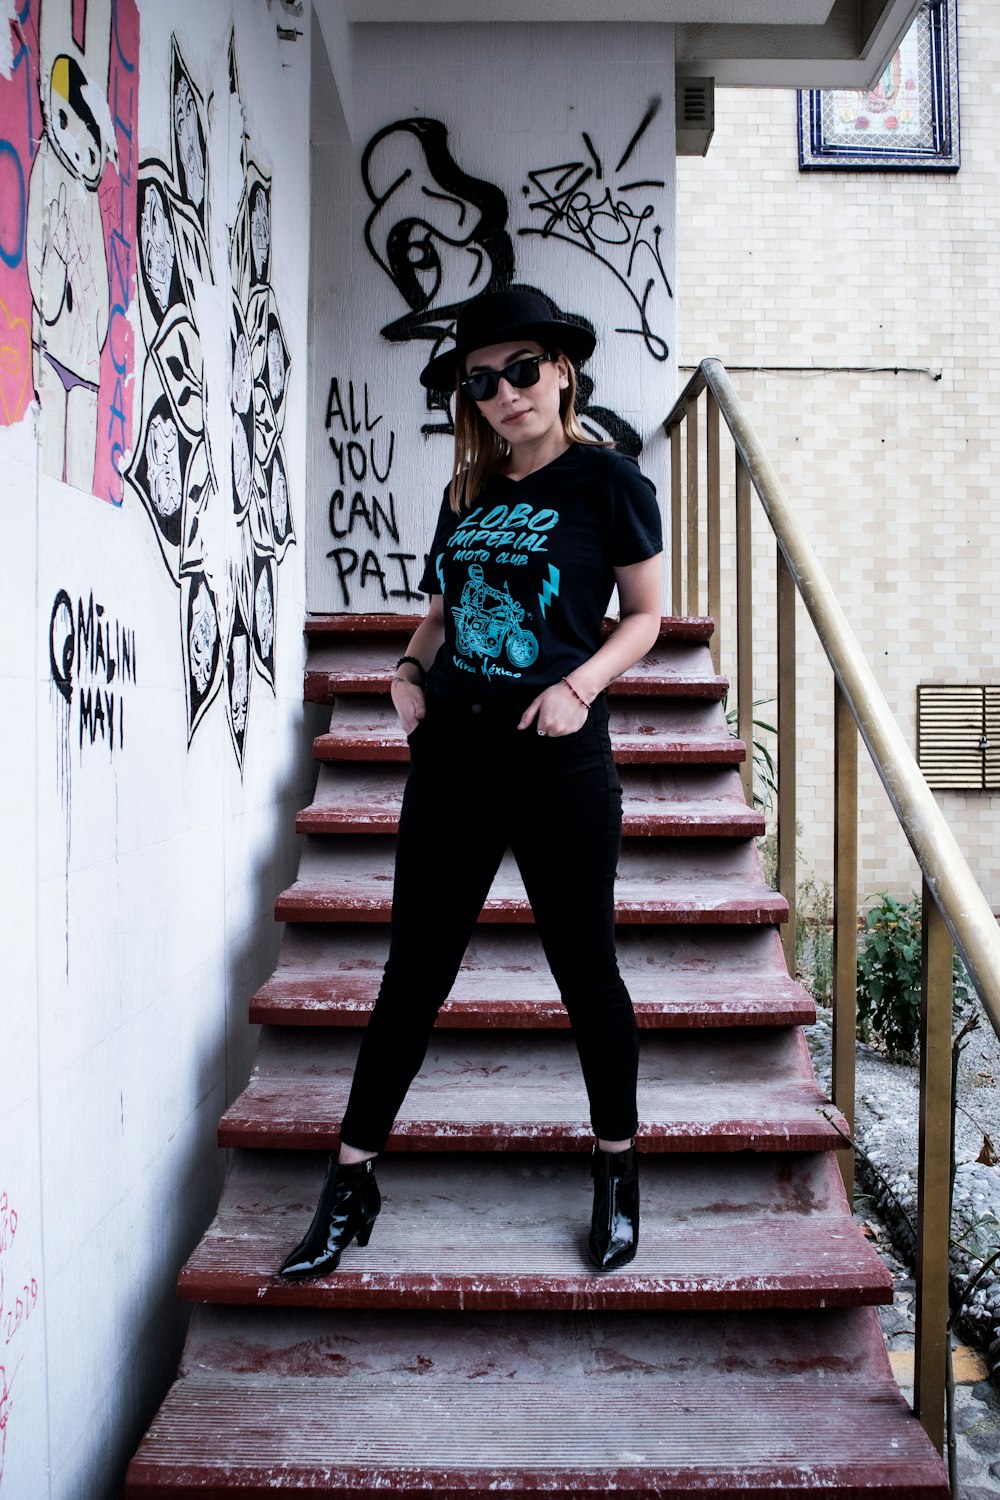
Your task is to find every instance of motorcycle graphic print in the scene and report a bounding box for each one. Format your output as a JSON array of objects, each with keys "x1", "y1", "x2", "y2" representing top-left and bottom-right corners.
[{"x1": 452, "y1": 565, "x2": 539, "y2": 671}]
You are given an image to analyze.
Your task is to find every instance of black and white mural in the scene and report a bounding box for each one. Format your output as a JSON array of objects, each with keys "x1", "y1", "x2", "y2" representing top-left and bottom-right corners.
[
  {"x1": 359, "y1": 100, "x2": 673, "y2": 456},
  {"x1": 306, "y1": 27, "x2": 676, "y2": 615},
  {"x1": 126, "y1": 30, "x2": 293, "y2": 769}
]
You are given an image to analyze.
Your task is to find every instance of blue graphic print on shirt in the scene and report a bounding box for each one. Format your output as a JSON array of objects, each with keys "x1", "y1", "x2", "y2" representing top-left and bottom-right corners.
[
  {"x1": 418, "y1": 446, "x2": 663, "y2": 701},
  {"x1": 441, "y1": 501, "x2": 558, "y2": 680},
  {"x1": 538, "y1": 564, "x2": 560, "y2": 619},
  {"x1": 452, "y1": 566, "x2": 539, "y2": 673}
]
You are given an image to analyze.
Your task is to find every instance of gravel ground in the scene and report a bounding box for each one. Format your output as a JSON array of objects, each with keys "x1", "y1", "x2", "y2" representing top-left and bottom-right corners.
[
  {"x1": 860, "y1": 1226, "x2": 1000, "y2": 1497},
  {"x1": 803, "y1": 1008, "x2": 1000, "y2": 1491},
  {"x1": 806, "y1": 1006, "x2": 1000, "y2": 1376}
]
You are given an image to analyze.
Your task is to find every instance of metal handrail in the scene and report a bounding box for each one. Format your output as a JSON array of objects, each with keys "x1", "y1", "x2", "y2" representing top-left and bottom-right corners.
[
  {"x1": 665, "y1": 357, "x2": 1000, "y2": 1466},
  {"x1": 665, "y1": 358, "x2": 1000, "y2": 1040}
]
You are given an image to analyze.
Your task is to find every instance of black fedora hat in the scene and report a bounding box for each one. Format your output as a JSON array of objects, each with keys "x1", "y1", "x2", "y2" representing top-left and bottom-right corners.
[{"x1": 419, "y1": 287, "x2": 597, "y2": 392}]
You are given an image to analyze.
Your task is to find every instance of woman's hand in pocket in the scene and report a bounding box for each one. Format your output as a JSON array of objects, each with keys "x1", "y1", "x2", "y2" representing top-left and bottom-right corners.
[
  {"x1": 391, "y1": 678, "x2": 426, "y2": 736},
  {"x1": 517, "y1": 681, "x2": 589, "y2": 738}
]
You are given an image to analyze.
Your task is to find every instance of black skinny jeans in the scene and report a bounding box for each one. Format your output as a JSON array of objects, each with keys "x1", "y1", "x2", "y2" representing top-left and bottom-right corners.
[{"x1": 339, "y1": 689, "x2": 640, "y2": 1152}]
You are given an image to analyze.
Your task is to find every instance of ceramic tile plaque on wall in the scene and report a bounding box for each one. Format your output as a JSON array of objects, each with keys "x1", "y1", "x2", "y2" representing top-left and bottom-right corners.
[{"x1": 798, "y1": 0, "x2": 960, "y2": 171}]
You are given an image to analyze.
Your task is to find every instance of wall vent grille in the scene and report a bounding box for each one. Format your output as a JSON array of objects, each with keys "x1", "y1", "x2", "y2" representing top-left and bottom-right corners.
[
  {"x1": 682, "y1": 83, "x2": 709, "y2": 123},
  {"x1": 676, "y1": 76, "x2": 714, "y2": 157},
  {"x1": 917, "y1": 685, "x2": 1000, "y2": 791}
]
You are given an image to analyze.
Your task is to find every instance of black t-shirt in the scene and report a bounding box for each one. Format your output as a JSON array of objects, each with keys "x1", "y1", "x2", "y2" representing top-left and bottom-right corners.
[{"x1": 418, "y1": 444, "x2": 662, "y2": 700}]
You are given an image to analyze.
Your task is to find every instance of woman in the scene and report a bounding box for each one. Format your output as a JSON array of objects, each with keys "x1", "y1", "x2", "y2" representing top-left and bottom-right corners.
[{"x1": 280, "y1": 288, "x2": 663, "y2": 1279}]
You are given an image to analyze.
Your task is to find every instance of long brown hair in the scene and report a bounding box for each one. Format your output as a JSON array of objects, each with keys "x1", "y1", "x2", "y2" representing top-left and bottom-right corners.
[{"x1": 447, "y1": 352, "x2": 612, "y2": 513}]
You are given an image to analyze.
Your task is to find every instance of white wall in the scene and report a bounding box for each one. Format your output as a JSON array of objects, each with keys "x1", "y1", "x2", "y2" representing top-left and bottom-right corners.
[
  {"x1": 307, "y1": 21, "x2": 677, "y2": 612},
  {"x1": 0, "y1": 3, "x2": 316, "y2": 1495}
]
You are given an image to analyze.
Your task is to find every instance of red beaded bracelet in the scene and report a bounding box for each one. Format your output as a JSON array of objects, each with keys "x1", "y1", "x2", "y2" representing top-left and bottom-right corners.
[{"x1": 561, "y1": 676, "x2": 591, "y2": 709}]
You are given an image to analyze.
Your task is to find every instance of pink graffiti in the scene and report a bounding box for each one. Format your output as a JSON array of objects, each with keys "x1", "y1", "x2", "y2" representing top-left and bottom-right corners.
[
  {"x1": 95, "y1": 0, "x2": 140, "y2": 505},
  {"x1": 0, "y1": 1194, "x2": 39, "y2": 1491},
  {"x1": 0, "y1": 1198, "x2": 16, "y2": 1258},
  {"x1": 1, "y1": 1268, "x2": 39, "y2": 1347},
  {"x1": 0, "y1": 1362, "x2": 10, "y2": 1485},
  {"x1": 0, "y1": 0, "x2": 141, "y2": 505},
  {"x1": 0, "y1": 7, "x2": 39, "y2": 429}
]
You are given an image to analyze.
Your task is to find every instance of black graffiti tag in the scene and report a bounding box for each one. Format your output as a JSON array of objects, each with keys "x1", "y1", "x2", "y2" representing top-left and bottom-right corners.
[
  {"x1": 49, "y1": 591, "x2": 75, "y2": 704},
  {"x1": 324, "y1": 377, "x2": 422, "y2": 608},
  {"x1": 48, "y1": 590, "x2": 138, "y2": 755},
  {"x1": 361, "y1": 116, "x2": 516, "y2": 436},
  {"x1": 519, "y1": 98, "x2": 672, "y2": 363},
  {"x1": 360, "y1": 112, "x2": 646, "y2": 452},
  {"x1": 362, "y1": 117, "x2": 514, "y2": 324}
]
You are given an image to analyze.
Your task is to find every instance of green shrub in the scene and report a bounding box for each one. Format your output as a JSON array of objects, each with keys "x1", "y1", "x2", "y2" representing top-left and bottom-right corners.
[
  {"x1": 856, "y1": 892, "x2": 976, "y2": 1060},
  {"x1": 723, "y1": 694, "x2": 778, "y2": 815},
  {"x1": 797, "y1": 873, "x2": 832, "y2": 1005},
  {"x1": 754, "y1": 829, "x2": 832, "y2": 1004}
]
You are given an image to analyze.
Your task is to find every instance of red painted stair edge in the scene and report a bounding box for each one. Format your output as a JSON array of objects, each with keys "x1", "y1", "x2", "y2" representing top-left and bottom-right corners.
[
  {"x1": 309, "y1": 735, "x2": 747, "y2": 765},
  {"x1": 248, "y1": 991, "x2": 816, "y2": 1029},
  {"x1": 216, "y1": 1118, "x2": 850, "y2": 1154},
  {"x1": 126, "y1": 1457, "x2": 949, "y2": 1500},
  {"x1": 305, "y1": 613, "x2": 716, "y2": 642},
  {"x1": 272, "y1": 888, "x2": 790, "y2": 925},
  {"x1": 175, "y1": 1268, "x2": 891, "y2": 1314}
]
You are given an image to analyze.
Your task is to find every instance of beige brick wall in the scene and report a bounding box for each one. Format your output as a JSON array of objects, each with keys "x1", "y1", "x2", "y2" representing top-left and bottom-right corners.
[{"x1": 676, "y1": 0, "x2": 1000, "y2": 912}]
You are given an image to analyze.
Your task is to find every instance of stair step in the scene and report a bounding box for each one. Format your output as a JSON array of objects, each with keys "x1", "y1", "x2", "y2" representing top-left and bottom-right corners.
[
  {"x1": 218, "y1": 1027, "x2": 845, "y2": 1153},
  {"x1": 251, "y1": 924, "x2": 815, "y2": 1029},
  {"x1": 179, "y1": 1150, "x2": 891, "y2": 1311},
  {"x1": 303, "y1": 620, "x2": 721, "y2": 704},
  {"x1": 312, "y1": 694, "x2": 744, "y2": 764},
  {"x1": 126, "y1": 1306, "x2": 948, "y2": 1496},
  {"x1": 305, "y1": 639, "x2": 727, "y2": 704},
  {"x1": 131, "y1": 609, "x2": 943, "y2": 1495},
  {"x1": 274, "y1": 836, "x2": 786, "y2": 926},
  {"x1": 297, "y1": 763, "x2": 765, "y2": 838},
  {"x1": 304, "y1": 613, "x2": 716, "y2": 643}
]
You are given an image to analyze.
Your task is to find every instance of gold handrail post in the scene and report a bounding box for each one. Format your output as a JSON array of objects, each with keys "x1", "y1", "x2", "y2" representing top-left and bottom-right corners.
[
  {"x1": 914, "y1": 883, "x2": 954, "y2": 1456},
  {"x1": 735, "y1": 455, "x2": 753, "y2": 807},
  {"x1": 707, "y1": 391, "x2": 721, "y2": 672},
  {"x1": 777, "y1": 548, "x2": 797, "y2": 973},
  {"x1": 686, "y1": 395, "x2": 700, "y2": 616},
  {"x1": 670, "y1": 417, "x2": 683, "y2": 615},
  {"x1": 832, "y1": 682, "x2": 858, "y2": 1196}
]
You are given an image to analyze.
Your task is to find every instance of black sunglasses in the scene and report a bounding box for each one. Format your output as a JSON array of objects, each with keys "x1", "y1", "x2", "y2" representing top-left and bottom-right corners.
[{"x1": 460, "y1": 351, "x2": 556, "y2": 403}]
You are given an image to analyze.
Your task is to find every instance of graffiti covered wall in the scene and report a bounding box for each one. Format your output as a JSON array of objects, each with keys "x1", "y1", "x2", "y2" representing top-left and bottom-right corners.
[
  {"x1": 0, "y1": 2, "x2": 312, "y2": 1495},
  {"x1": 0, "y1": 0, "x2": 139, "y2": 501},
  {"x1": 306, "y1": 22, "x2": 676, "y2": 613},
  {"x1": 127, "y1": 29, "x2": 295, "y2": 763}
]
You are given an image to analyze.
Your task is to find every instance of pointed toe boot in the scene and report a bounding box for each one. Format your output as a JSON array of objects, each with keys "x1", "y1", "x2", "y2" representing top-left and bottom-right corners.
[
  {"x1": 278, "y1": 1156, "x2": 381, "y2": 1279},
  {"x1": 588, "y1": 1143, "x2": 639, "y2": 1271}
]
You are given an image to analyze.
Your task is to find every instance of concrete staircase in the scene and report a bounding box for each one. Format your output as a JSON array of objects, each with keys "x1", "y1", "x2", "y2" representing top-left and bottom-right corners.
[{"x1": 125, "y1": 614, "x2": 950, "y2": 1497}]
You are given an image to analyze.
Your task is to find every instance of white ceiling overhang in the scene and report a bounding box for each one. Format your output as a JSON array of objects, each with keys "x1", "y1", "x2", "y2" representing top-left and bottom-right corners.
[
  {"x1": 310, "y1": 0, "x2": 925, "y2": 143},
  {"x1": 337, "y1": 0, "x2": 923, "y2": 87},
  {"x1": 347, "y1": 1, "x2": 838, "y2": 20}
]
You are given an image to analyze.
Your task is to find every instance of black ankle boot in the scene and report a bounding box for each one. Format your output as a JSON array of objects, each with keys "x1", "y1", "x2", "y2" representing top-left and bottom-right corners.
[
  {"x1": 278, "y1": 1156, "x2": 381, "y2": 1279},
  {"x1": 588, "y1": 1143, "x2": 639, "y2": 1271}
]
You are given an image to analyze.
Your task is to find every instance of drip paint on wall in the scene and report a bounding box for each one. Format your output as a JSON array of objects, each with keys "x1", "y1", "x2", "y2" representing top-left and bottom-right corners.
[
  {"x1": 126, "y1": 29, "x2": 294, "y2": 768},
  {"x1": 0, "y1": 0, "x2": 139, "y2": 502},
  {"x1": 0, "y1": 1192, "x2": 40, "y2": 1491}
]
